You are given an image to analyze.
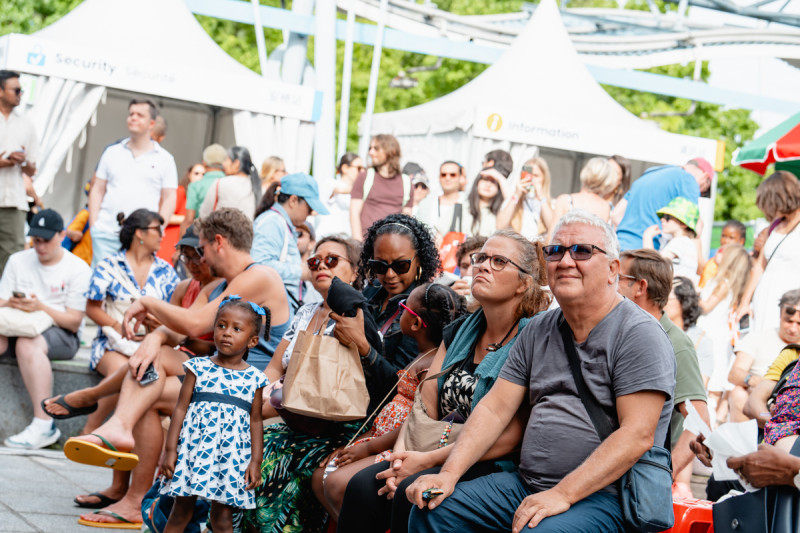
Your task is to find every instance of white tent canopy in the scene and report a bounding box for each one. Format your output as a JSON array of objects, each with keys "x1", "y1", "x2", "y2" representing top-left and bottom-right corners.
[
  {"x1": 0, "y1": 0, "x2": 320, "y2": 218},
  {"x1": 361, "y1": 0, "x2": 722, "y2": 197}
]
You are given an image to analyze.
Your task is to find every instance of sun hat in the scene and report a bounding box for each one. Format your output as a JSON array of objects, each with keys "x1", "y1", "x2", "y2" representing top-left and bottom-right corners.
[
  {"x1": 656, "y1": 197, "x2": 700, "y2": 233},
  {"x1": 279, "y1": 173, "x2": 330, "y2": 215}
]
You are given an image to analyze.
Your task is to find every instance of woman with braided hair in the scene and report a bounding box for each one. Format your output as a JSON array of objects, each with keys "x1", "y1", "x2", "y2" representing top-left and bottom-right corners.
[{"x1": 315, "y1": 283, "x2": 467, "y2": 520}]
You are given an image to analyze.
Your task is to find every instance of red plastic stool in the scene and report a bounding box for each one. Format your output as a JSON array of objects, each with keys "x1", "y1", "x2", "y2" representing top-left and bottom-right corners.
[{"x1": 660, "y1": 496, "x2": 714, "y2": 533}]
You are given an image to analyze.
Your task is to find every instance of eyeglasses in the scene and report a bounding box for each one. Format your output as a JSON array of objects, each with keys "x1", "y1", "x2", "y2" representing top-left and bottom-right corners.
[
  {"x1": 180, "y1": 253, "x2": 202, "y2": 265},
  {"x1": 141, "y1": 225, "x2": 162, "y2": 236},
  {"x1": 368, "y1": 257, "x2": 415, "y2": 275},
  {"x1": 784, "y1": 306, "x2": 800, "y2": 317},
  {"x1": 542, "y1": 244, "x2": 608, "y2": 262},
  {"x1": 307, "y1": 254, "x2": 349, "y2": 271},
  {"x1": 195, "y1": 245, "x2": 205, "y2": 258},
  {"x1": 470, "y1": 252, "x2": 530, "y2": 274},
  {"x1": 440, "y1": 172, "x2": 459, "y2": 178},
  {"x1": 661, "y1": 214, "x2": 675, "y2": 222},
  {"x1": 12, "y1": 88, "x2": 23, "y2": 96},
  {"x1": 398, "y1": 299, "x2": 427, "y2": 327},
  {"x1": 619, "y1": 274, "x2": 638, "y2": 282}
]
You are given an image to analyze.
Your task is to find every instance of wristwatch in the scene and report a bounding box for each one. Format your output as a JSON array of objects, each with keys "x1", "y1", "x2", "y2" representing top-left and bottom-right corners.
[{"x1": 793, "y1": 468, "x2": 800, "y2": 490}]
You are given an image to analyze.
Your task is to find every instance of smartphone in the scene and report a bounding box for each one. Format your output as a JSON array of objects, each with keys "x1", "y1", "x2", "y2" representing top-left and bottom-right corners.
[
  {"x1": 739, "y1": 314, "x2": 750, "y2": 332},
  {"x1": 139, "y1": 363, "x2": 159, "y2": 386},
  {"x1": 422, "y1": 488, "x2": 443, "y2": 501},
  {"x1": 12, "y1": 291, "x2": 26, "y2": 298}
]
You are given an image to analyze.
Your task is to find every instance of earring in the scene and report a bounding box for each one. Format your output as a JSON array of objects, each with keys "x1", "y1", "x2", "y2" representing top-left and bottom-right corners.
[
  {"x1": 416, "y1": 266, "x2": 422, "y2": 281},
  {"x1": 139, "y1": 239, "x2": 144, "y2": 245}
]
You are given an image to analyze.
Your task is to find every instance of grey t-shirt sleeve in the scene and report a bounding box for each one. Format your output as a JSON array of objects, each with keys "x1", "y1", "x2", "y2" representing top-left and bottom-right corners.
[
  {"x1": 499, "y1": 322, "x2": 533, "y2": 387},
  {"x1": 610, "y1": 316, "x2": 675, "y2": 400}
]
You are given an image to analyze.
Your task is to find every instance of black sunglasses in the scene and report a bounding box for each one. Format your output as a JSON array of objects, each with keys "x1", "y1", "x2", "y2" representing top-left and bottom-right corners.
[
  {"x1": 307, "y1": 254, "x2": 349, "y2": 271},
  {"x1": 661, "y1": 214, "x2": 675, "y2": 223},
  {"x1": 368, "y1": 257, "x2": 415, "y2": 275},
  {"x1": 542, "y1": 244, "x2": 608, "y2": 262},
  {"x1": 470, "y1": 252, "x2": 529, "y2": 274},
  {"x1": 784, "y1": 306, "x2": 800, "y2": 317}
]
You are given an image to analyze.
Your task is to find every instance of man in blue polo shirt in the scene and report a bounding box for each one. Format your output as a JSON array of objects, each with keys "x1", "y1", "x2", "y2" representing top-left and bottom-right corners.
[
  {"x1": 87, "y1": 99, "x2": 177, "y2": 266},
  {"x1": 614, "y1": 158, "x2": 713, "y2": 251}
]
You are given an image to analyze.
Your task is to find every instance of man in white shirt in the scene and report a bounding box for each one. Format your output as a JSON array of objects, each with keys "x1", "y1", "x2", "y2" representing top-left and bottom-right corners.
[
  {"x1": 1, "y1": 209, "x2": 91, "y2": 449},
  {"x1": 0, "y1": 70, "x2": 40, "y2": 274},
  {"x1": 88, "y1": 99, "x2": 177, "y2": 267}
]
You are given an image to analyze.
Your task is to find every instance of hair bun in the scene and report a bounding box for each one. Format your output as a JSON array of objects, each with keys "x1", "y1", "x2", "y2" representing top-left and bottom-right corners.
[{"x1": 116, "y1": 212, "x2": 126, "y2": 226}]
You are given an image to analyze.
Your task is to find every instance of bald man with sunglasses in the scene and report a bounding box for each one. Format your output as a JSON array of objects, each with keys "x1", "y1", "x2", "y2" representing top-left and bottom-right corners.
[{"x1": 408, "y1": 210, "x2": 676, "y2": 533}]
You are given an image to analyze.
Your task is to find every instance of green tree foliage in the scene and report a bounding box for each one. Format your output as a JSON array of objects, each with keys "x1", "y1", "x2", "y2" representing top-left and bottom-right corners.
[{"x1": 1, "y1": 0, "x2": 765, "y2": 220}]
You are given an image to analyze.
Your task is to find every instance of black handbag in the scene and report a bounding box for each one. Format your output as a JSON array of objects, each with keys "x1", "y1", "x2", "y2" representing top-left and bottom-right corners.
[
  {"x1": 712, "y1": 439, "x2": 800, "y2": 533},
  {"x1": 558, "y1": 315, "x2": 674, "y2": 533}
]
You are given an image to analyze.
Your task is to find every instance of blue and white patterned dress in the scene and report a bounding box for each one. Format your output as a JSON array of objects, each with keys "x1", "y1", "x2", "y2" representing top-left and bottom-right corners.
[
  {"x1": 163, "y1": 357, "x2": 268, "y2": 509},
  {"x1": 85, "y1": 251, "x2": 178, "y2": 369}
]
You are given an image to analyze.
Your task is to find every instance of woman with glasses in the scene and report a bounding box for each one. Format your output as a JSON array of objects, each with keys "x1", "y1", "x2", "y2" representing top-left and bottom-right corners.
[
  {"x1": 56, "y1": 209, "x2": 178, "y2": 508},
  {"x1": 336, "y1": 229, "x2": 552, "y2": 533},
  {"x1": 245, "y1": 235, "x2": 364, "y2": 532}
]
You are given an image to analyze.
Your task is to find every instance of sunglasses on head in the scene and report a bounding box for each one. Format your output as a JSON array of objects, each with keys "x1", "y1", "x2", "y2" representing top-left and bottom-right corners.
[
  {"x1": 470, "y1": 252, "x2": 529, "y2": 274},
  {"x1": 368, "y1": 257, "x2": 415, "y2": 275},
  {"x1": 307, "y1": 254, "x2": 349, "y2": 271},
  {"x1": 398, "y1": 299, "x2": 427, "y2": 327},
  {"x1": 541, "y1": 244, "x2": 608, "y2": 262},
  {"x1": 784, "y1": 306, "x2": 800, "y2": 317}
]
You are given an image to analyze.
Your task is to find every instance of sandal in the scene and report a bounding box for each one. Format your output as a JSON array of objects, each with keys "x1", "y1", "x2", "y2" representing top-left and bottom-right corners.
[
  {"x1": 41, "y1": 395, "x2": 98, "y2": 420},
  {"x1": 77, "y1": 510, "x2": 143, "y2": 529},
  {"x1": 64, "y1": 434, "x2": 139, "y2": 471},
  {"x1": 74, "y1": 492, "x2": 121, "y2": 509}
]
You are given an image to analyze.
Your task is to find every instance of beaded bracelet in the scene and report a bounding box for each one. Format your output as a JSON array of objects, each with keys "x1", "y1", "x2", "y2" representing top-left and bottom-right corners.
[{"x1": 438, "y1": 422, "x2": 453, "y2": 448}]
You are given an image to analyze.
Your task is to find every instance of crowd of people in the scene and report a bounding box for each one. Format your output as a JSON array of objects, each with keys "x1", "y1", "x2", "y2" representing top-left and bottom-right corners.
[{"x1": 2, "y1": 70, "x2": 800, "y2": 532}]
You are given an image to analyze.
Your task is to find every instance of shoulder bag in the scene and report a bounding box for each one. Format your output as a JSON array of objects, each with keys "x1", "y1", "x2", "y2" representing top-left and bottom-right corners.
[
  {"x1": 402, "y1": 365, "x2": 465, "y2": 452},
  {"x1": 439, "y1": 203, "x2": 466, "y2": 274},
  {"x1": 0, "y1": 307, "x2": 54, "y2": 338},
  {"x1": 559, "y1": 315, "x2": 674, "y2": 533}
]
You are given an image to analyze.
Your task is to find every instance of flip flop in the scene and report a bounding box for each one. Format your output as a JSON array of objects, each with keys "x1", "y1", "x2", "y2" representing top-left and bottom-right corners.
[
  {"x1": 64, "y1": 434, "x2": 139, "y2": 471},
  {"x1": 41, "y1": 395, "x2": 98, "y2": 420},
  {"x1": 74, "y1": 492, "x2": 121, "y2": 509},
  {"x1": 77, "y1": 510, "x2": 143, "y2": 529}
]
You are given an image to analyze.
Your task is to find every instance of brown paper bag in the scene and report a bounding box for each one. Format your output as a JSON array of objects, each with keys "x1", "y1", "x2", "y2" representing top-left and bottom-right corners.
[{"x1": 281, "y1": 327, "x2": 369, "y2": 421}]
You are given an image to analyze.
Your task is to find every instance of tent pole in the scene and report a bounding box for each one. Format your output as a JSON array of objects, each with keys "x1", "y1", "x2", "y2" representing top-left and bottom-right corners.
[
  {"x1": 360, "y1": 0, "x2": 389, "y2": 161},
  {"x1": 313, "y1": 0, "x2": 336, "y2": 182},
  {"x1": 337, "y1": 5, "x2": 356, "y2": 161},
  {"x1": 250, "y1": 0, "x2": 269, "y2": 76}
]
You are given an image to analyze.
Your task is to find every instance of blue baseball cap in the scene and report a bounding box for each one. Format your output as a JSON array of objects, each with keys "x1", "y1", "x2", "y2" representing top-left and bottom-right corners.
[{"x1": 280, "y1": 173, "x2": 329, "y2": 215}]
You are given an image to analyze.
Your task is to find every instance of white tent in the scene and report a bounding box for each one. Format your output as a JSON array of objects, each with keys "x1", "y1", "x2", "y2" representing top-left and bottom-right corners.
[
  {"x1": 0, "y1": 0, "x2": 320, "y2": 219},
  {"x1": 361, "y1": 0, "x2": 723, "y2": 198}
]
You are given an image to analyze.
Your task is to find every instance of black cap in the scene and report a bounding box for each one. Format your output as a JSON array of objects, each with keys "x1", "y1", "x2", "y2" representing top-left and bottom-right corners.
[
  {"x1": 28, "y1": 209, "x2": 64, "y2": 240},
  {"x1": 176, "y1": 225, "x2": 199, "y2": 248}
]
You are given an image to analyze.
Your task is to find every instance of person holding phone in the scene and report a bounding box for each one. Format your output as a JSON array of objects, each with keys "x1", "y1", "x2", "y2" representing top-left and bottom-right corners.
[
  {"x1": 497, "y1": 156, "x2": 555, "y2": 241},
  {"x1": 0, "y1": 70, "x2": 40, "y2": 275},
  {"x1": 1, "y1": 209, "x2": 91, "y2": 449}
]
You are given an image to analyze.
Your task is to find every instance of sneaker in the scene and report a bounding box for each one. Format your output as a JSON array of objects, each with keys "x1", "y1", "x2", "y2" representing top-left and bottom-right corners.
[{"x1": 4, "y1": 423, "x2": 61, "y2": 450}]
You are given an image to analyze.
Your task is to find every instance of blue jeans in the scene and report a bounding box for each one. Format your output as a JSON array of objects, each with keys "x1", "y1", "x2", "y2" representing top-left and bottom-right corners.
[{"x1": 409, "y1": 471, "x2": 624, "y2": 533}]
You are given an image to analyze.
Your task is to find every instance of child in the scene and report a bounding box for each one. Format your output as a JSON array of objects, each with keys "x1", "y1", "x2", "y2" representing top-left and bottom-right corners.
[
  {"x1": 643, "y1": 196, "x2": 700, "y2": 281},
  {"x1": 696, "y1": 244, "x2": 752, "y2": 425},
  {"x1": 160, "y1": 296, "x2": 269, "y2": 533},
  {"x1": 313, "y1": 283, "x2": 466, "y2": 520}
]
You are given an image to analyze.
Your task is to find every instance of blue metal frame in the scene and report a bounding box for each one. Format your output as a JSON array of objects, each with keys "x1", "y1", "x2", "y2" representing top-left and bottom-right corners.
[{"x1": 185, "y1": 0, "x2": 800, "y2": 113}]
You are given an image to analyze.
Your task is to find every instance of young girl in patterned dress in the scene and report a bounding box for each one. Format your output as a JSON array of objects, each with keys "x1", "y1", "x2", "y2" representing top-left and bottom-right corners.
[
  {"x1": 314, "y1": 283, "x2": 466, "y2": 519},
  {"x1": 160, "y1": 296, "x2": 269, "y2": 533}
]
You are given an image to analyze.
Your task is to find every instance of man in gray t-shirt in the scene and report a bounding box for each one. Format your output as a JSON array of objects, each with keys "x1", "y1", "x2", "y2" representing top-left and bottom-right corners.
[{"x1": 407, "y1": 210, "x2": 676, "y2": 533}]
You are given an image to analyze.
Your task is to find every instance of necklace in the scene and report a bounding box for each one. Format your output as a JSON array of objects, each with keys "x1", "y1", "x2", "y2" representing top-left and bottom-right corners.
[{"x1": 485, "y1": 319, "x2": 521, "y2": 352}]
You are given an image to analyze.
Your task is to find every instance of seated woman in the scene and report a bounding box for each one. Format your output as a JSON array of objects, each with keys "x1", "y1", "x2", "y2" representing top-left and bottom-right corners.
[
  {"x1": 317, "y1": 283, "x2": 467, "y2": 520},
  {"x1": 81, "y1": 209, "x2": 179, "y2": 431},
  {"x1": 245, "y1": 215, "x2": 442, "y2": 533},
  {"x1": 335, "y1": 229, "x2": 552, "y2": 533}
]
